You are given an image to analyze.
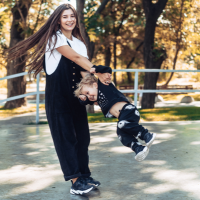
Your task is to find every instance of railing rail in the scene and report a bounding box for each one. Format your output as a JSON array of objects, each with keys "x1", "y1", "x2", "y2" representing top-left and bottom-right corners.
[
  {"x1": 114, "y1": 69, "x2": 200, "y2": 106},
  {"x1": 0, "y1": 69, "x2": 200, "y2": 124},
  {"x1": 0, "y1": 72, "x2": 44, "y2": 124}
]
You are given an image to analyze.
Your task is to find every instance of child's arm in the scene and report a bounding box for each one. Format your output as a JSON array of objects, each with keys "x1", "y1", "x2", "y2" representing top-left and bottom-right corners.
[
  {"x1": 91, "y1": 65, "x2": 112, "y2": 74},
  {"x1": 78, "y1": 95, "x2": 95, "y2": 106}
]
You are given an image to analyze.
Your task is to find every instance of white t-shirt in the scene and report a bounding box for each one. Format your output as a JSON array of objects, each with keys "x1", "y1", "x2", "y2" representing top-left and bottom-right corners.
[{"x1": 45, "y1": 31, "x2": 88, "y2": 75}]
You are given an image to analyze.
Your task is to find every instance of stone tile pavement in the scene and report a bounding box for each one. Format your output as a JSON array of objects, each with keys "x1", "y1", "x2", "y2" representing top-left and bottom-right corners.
[{"x1": 0, "y1": 121, "x2": 200, "y2": 200}]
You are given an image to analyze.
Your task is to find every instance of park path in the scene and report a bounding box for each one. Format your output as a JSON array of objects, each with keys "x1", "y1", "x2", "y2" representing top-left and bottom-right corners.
[{"x1": 0, "y1": 120, "x2": 200, "y2": 200}]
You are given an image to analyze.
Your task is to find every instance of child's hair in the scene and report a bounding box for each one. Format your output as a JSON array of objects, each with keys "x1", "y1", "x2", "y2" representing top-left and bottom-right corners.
[{"x1": 74, "y1": 74, "x2": 98, "y2": 97}]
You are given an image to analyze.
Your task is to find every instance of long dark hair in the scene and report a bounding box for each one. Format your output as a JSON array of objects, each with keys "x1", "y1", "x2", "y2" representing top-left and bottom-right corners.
[{"x1": 5, "y1": 4, "x2": 85, "y2": 77}]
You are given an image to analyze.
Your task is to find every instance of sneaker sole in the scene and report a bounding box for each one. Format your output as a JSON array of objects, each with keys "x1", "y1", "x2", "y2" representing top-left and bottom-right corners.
[
  {"x1": 70, "y1": 186, "x2": 94, "y2": 195},
  {"x1": 89, "y1": 183, "x2": 100, "y2": 187},
  {"x1": 146, "y1": 133, "x2": 157, "y2": 148},
  {"x1": 135, "y1": 146, "x2": 149, "y2": 162}
]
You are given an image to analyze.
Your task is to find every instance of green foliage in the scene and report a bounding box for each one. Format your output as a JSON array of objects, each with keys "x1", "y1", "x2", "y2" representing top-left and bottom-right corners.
[
  {"x1": 85, "y1": 0, "x2": 146, "y2": 78},
  {"x1": 0, "y1": 0, "x2": 59, "y2": 79},
  {"x1": 156, "y1": 0, "x2": 200, "y2": 70},
  {"x1": 0, "y1": 0, "x2": 58, "y2": 46},
  {"x1": 152, "y1": 42, "x2": 166, "y2": 61}
]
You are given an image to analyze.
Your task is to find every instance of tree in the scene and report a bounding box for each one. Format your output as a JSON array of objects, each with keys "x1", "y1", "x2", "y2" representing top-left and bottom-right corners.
[
  {"x1": 153, "y1": 0, "x2": 200, "y2": 86},
  {"x1": 1, "y1": 0, "x2": 56, "y2": 109},
  {"x1": 76, "y1": 0, "x2": 110, "y2": 113},
  {"x1": 77, "y1": 0, "x2": 110, "y2": 60},
  {"x1": 162, "y1": 0, "x2": 185, "y2": 86},
  {"x1": 141, "y1": 0, "x2": 168, "y2": 109},
  {"x1": 85, "y1": 0, "x2": 145, "y2": 85},
  {"x1": 4, "y1": 0, "x2": 32, "y2": 109}
]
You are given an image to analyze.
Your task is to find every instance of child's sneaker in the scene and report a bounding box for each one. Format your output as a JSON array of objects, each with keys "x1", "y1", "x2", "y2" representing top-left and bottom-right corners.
[
  {"x1": 82, "y1": 176, "x2": 101, "y2": 187},
  {"x1": 70, "y1": 177, "x2": 94, "y2": 195},
  {"x1": 131, "y1": 142, "x2": 149, "y2": 162},
  {"x1": 144, "y1": 132, "x2": 156, "y2": 148}
]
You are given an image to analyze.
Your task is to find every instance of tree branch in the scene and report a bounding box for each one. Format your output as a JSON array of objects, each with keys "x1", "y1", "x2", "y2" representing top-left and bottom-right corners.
[
  {"x1": 127, "y1": 41, "x2": 144, "y2": 68},
  {"x1": 116, "y1": 2, "x2": 127, "y2": 34},
  {"x1": 95, "y1": 0, "x2": 110, "y2": 15},
  {"x1": 32, "y1": 0, "x2": 43, "y2": 33},
  {"x1": 163, "y1": 0, "x2": 184, "y2": 86},
  {"x1": 143, "y1": 0, "x2": 152, "y2": 16},
  {"x1": 155, "y1": 0, "x2": 168, "y2": 19},
  {"x1": 16, "y1": 3, "x2": 26, "y2": 27}
]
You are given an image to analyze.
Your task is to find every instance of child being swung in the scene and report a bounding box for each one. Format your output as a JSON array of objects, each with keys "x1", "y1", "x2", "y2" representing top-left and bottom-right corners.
[{"x1": 74, "y1": 66, "x2": 156, "y2": 161}]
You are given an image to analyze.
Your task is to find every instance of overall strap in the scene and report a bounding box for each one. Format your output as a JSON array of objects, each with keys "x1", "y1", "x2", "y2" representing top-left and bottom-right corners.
[{"x1": 67, "y1": 40, "x2": 72, "y2": 47}]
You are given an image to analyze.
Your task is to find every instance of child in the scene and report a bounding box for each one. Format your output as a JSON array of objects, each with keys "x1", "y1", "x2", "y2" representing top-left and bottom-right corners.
[{"x1": 74, "y1": 67, "x2": 156, "y2": 162}]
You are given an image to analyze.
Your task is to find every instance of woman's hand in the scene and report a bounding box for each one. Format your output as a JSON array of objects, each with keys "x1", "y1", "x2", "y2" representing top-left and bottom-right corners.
[
  {"x1": 90, "y1": 67, "x2": 96, "y2": 74},
  {"x1": 96, "y1": 72, "x2": 112, "y2": 85}
]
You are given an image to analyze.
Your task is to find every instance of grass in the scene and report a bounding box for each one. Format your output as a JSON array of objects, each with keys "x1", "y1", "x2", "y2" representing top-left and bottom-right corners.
[
  {"x1": 0, "y1": 104, "x2": 45, "y2": 119},
  {"x1": 1, "y1": 104, "x2": 200, "y2": 123},
  {"x1": 87, "y1": 107, "x2": 200, "y2": 123},
  {"x1": 88, "y1": 113, "x2": 118, "y2": 123},
  {"x1": 139, "y1": 107, "x2": 200, "y2": 121}
]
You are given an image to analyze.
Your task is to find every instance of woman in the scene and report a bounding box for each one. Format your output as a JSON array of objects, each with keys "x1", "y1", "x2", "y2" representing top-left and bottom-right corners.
[{"x1": 6, "y1": 4, "x2": 112, "y2": 195}]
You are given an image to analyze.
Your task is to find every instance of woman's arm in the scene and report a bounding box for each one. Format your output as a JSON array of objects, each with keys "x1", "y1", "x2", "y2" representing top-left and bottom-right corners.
[
  {"x1": 56, "y1": 45, "x2": 112, "y2": 85},
  {"x1": 57, "y1": 45, "x2": 93, "y2": 71}
]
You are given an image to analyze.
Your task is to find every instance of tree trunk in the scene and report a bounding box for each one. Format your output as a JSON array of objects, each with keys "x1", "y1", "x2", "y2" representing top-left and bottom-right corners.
[
  {"x1": 126, "y1": 41, "x2": 144, "y2": 83},
  {"x1": 77, "y1": 0, "x2": 95, "y2": 113},
  {"x1": 113, "y1": 38, "x2": 117, "y2": 85},
  {"x1": 86, "y1": 104, "x2": 94, "y2": 113},
  {"x1": 142, "y1": 50, "x2": 166, "y2": 108},
  {"x1": 126, "y1": 55, "x2": 135, "y2": 83},
  {"x1": 163, "y1": 48, "x2": 179, "y2": 86},
  {"x1": 105, "y1": 46, "x2": 111, "y2": 66},
  {"x1": 76, "y1": 0, "x2": 95, "y2": 60},
  {"x1": 142, "y1": 0, "x2": 168, "y2": 109},
  {"x1": 4, "y1": 1, "x2": 32, "y2": 109}
]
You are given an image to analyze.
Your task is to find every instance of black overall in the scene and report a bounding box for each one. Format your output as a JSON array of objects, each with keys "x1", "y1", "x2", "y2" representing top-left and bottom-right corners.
[{"x1": 43, "y1": 44, "x2": 91, "y2": 181}]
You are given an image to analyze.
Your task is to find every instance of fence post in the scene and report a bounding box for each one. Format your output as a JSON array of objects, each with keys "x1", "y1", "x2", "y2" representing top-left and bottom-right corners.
[
  {"x1": 36, "y1": 73, "x2": 40, "y2": 124},
  {"x1": 134, "y1": 71, "x2": 138, "y2": 106}
]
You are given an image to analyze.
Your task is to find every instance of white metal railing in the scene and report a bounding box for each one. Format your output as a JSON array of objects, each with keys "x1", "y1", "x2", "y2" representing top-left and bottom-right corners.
[
  {"x1": 114, "y1": 69, "x2": 200, "y2": 106},
  {"x1": 0, "y1": 72, "x2": 45, "y2": 124},
  {"x1": 0, "y1": 69, "x2": 200, "y2": 124}
]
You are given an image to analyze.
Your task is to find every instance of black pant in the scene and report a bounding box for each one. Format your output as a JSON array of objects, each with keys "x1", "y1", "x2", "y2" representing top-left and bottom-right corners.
[
  {"x1": 117, "y1": 103, "x2": 148, "y2": 150},
  {"x1": 50, "y1": 111, "x2": 91, "y2": 181}
]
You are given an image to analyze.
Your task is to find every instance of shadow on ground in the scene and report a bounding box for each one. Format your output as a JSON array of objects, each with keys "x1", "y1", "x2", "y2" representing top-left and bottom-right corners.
[{"x1": 0, "y1": 121, "x2": 200, "y2": 199}]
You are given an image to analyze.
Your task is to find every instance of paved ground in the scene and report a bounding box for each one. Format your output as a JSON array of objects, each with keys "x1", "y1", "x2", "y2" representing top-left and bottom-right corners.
[{"x1": 1, "y1": 119, "x2": 200, "y2": 200}]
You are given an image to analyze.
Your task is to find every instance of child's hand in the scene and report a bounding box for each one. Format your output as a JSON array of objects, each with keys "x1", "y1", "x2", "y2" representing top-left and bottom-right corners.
[
  {"x1": 90, "y1": 67, "x2": 96, "y2": 74},
  {"x1": 79, "y1": 95, "x2": 87, "y2": 101}
]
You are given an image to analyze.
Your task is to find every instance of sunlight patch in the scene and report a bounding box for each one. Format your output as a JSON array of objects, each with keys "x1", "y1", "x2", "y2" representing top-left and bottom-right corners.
[
  {"x1": 91, "y1": 137, "x2": 114, "y2": 144},
  {"x1": 156, "y1": 133, "x2": 176, "y2": 139},
  {"x1": 142, "y1": 160, "x2": 166, "y2": 166},
  {"x1": 26, "y1": 152, "x2": 40, "y2": 155},
  {"x1": 109, "y1": 146, "x2": 132, "y2": 153},
  {"x1": 190, "y1": 141, "x2": 200, "y2": 145}
]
